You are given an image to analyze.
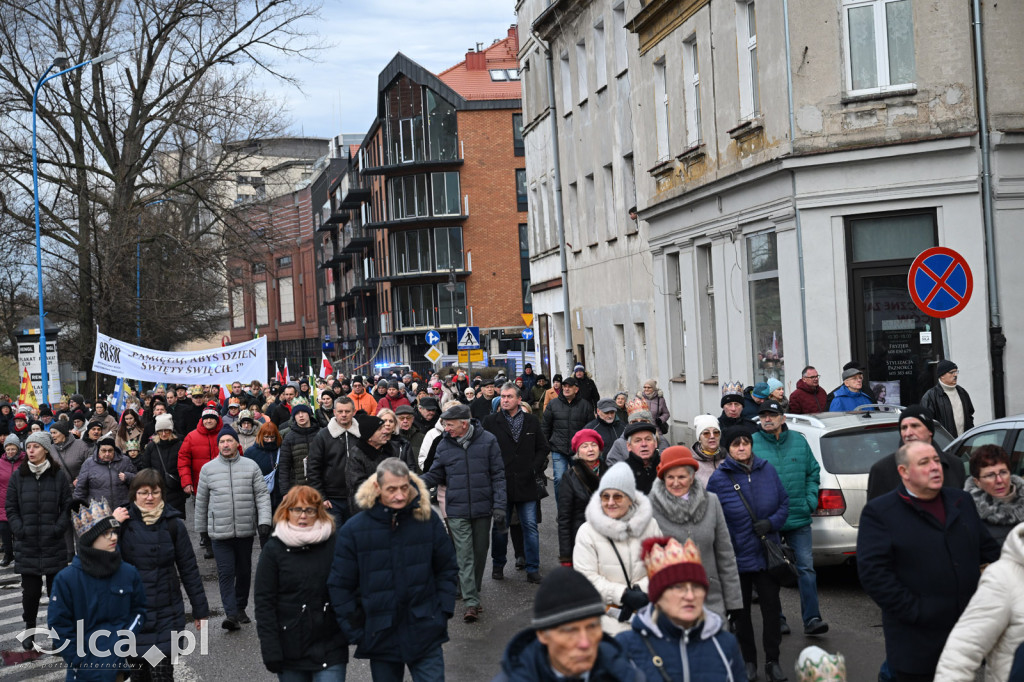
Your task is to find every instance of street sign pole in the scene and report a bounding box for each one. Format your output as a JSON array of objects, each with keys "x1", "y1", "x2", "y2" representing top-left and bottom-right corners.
[{"x1": 521, "y1": 340, "x2": 526, "y2": 378}]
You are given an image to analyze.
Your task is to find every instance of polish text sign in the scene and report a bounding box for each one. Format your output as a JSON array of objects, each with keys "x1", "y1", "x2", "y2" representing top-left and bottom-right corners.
[{"x1": 92, "y1": 331, "x2": 268, "y2": 383}]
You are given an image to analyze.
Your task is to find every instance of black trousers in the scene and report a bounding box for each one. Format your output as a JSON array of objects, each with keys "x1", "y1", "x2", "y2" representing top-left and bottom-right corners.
[
  {"x1": 735, "y1": 570, "x2": 782, "y2": 664},
  {"x1": 0, "y1": 521, "x2": 12, "y2": 561},
  {"x1": 22, "y1": 573, "x2": 56, "y2": 627}
]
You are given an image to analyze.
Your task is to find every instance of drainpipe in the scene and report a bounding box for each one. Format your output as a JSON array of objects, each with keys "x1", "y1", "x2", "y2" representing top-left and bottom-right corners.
[
  {"x1": 782, "y1": 0, "x2": 810, "y2": 367},
  {"x1": 971, "y1": 0, "x2": 1004, "y2": 417},
  {"x1": 533, "y1": 28, "x2": 575, "y2": 372}
]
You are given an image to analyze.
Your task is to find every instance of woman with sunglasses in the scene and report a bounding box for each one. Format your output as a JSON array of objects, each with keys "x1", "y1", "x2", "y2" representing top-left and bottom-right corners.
[
  {"x1": 113, "y1": 469, "x2": 208, "y2": 680},
  {"x1": 573, "y1": 461, "x2": 662, "y2": 635},
  {"x1": 255, "y1": 485, "x2": 346, "y2": 681}
]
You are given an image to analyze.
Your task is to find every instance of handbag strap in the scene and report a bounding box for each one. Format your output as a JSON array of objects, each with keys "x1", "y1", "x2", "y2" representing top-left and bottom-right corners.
[
  {"x1": 723, "y1": 470, "x2": 760, "y2": 527},
  {"x1": 607, "y1": 539, "x2": 633, "y2": 589},
  {"x1": 640, "y1": 634, "x2": 672, "y2": 682}
]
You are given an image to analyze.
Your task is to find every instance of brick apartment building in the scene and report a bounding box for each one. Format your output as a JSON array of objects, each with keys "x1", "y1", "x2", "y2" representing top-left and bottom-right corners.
[{"x1": 322, "y1": 26, "x2": 530, "y2": 376}]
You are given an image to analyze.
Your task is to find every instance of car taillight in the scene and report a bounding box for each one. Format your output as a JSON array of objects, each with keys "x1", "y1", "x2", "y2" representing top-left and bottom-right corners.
[{"x1": 813, "y1": 489, "x2": 846, "y2": 516}]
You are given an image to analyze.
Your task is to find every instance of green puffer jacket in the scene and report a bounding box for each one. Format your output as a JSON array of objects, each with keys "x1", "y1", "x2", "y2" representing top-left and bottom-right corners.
[{"x1": 751, "y1": 426, "x2": 819, "y2": 531}]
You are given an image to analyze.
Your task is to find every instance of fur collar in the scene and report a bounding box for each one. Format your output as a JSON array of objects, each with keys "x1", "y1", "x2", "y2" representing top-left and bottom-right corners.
[
  {"x1": 650, "y1": 477, "x2": 708, "y2": 525},
  {"x1": 967, "y1": 476, "x2": 1024, "y2": 527},
  {"x1": 327, "y1": 418, "x2": 359, "y2": 439},
  {"x1": 584, "y1": 489, "x2": 654, "y2": 541},
  {"x1": 355, "y1": 471, "x2": 432, "y2": 522}
]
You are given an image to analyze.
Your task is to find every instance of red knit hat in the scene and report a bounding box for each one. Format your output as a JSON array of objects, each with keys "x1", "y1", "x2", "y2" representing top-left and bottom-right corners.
[
  {"x1": 657, "y1": 445, "x2": 700, "y2": 479},
  {"x1": 643, "y1": 536, "x2": 709, "y2": 604},
  {"x1": 571, "y1": 428, "x2": 604, "y2": 453}
]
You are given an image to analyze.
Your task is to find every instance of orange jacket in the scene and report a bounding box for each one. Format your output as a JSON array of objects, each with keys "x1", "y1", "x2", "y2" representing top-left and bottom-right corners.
[{"x1": 348, "y1": 391, "x2": 378, "y2": 416}]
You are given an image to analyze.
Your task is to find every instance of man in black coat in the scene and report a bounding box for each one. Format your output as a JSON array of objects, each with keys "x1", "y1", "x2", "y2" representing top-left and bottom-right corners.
[
  {"x1": 858, "y1": 440, "x2": 1000, "y2": 681},
  {"x1": 483, "y1": 384, "x2": 549, "y2": 584},
  {"x1": 920, "y1": 359, "x2": 975, "y2": 438},
  {"x1": 541, "y1": 377, "x2": 594, "y2": 506},
  {"x1": 173, "y1": 386, "x2": 207, "y2": 437},
  {"x1": 583, "y1": 398, "x2": 624, "y2": 461},
  {"x1": 306, "y1": 396, "x2": 359, "y2": 527},
  {"x1": 470, "y1": 379, "x2": 497, "y2": 420},
  {"x1": 867, "y1": 405, "x2": 965, "y2": 501}
]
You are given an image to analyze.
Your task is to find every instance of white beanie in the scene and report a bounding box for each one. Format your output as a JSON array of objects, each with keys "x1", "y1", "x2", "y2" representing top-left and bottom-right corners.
[
  {"x1": 693, "y1": 414, "x2": 721, "y2": 437},
  {"x1": 597, "y1": 462, "x2": 638, "y2": 502},
  {"x1": 154, "y1": 413, "x2": 174, "y2": 432}
]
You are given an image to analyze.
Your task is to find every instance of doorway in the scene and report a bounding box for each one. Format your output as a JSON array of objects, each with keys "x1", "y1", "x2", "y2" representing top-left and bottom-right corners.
[{"x1": 846, "y1": 212, "x2": 945, "y2": 407}]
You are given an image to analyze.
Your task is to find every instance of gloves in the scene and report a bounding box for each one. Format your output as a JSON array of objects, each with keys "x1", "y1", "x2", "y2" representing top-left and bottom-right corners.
[
  {"x1": 492, "y1": 509, "x2": 507, "y2": 534},
  {"x1": 752, "y1": 519, "x2": 772, "y2": 538},
  {"x1": 620, "y1": 586, "x2": 649, "y2": 612},
  {"x1": 200, "y1": 532, "x2": 210, "y2": 545},
  {"x1": 258, "y1": 524, "x2": 271, "y2": 542},
  {"x1": 726, "y1": 609, "x2": 744, "y2": 633},
  {"x1": 264, "y1": 660, "x2": 283, "y2": 674}
]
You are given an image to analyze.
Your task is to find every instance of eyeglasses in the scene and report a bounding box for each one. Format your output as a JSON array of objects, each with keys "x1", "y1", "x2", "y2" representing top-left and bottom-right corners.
[
  {"x1": 979, "y1": 470, "x2": 1011, "y2": 482},
  {"x1": 288, "y1": 507, "x2": 318, "y2": 516},
  {"x1": 804, "y1": 374, "x2": 819, "y2": 380},
  {"x1": 600, "y1": 492, "x2": 627, "y2": 503},
  {"x1": 136, "y1": 490, "x2": 161, "y2": 498}
]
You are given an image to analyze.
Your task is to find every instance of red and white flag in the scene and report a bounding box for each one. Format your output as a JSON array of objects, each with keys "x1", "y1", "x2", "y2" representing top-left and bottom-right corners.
[
  {"x1": 283, "y1": 358, "x2": 290, "y2": 383},
  {"x1": 320, "y1": 352, "x2": 334, "y2": 379},
  {"x1": 275, "y1": 361, "x2": 283, "y2": 384}
]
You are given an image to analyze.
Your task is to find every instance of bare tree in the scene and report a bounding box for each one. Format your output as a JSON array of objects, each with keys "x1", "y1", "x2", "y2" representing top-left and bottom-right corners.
[{"x1": 0, "y1": 0, "x2": 323, "y2": 386}]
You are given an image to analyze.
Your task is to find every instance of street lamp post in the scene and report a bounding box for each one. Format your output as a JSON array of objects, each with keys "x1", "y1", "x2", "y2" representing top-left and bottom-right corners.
[{"x1": 32, "y1": 50, "x2": 117, "y2": 404}]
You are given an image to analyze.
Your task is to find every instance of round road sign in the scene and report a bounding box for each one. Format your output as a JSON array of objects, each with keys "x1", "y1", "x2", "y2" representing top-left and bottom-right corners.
[{"x1": 907, "y1": 246, "x2": 973, "y2": 318}]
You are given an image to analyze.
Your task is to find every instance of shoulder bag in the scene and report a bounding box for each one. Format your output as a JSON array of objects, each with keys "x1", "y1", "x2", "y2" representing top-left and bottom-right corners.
[{"x1": 723, "y1": 471, "x2": 798, "y2": 588}]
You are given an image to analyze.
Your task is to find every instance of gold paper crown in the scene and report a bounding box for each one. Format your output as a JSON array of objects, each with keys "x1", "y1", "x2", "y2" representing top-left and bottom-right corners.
[
  {"x1": 72, "y1": 497, "x2": 115, "y2": 537},
  {"x1": 645, "y1": 537, "x2": 702, "y2": 578},
  {"x1": 626, "y1": 397, "x2": 649, "y2": 414},
  {"x1": 722, "y1": 381, "x2": 744, "y2": 397}
]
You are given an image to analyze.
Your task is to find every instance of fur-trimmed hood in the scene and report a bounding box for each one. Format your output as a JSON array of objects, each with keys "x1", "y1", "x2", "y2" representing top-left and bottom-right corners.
[
  {"x1": 354, "y1": 470, "x2": 432, "y2": 522},
  {"x1": 584, "y1": 488, "x2": 654, "y2": 542}
]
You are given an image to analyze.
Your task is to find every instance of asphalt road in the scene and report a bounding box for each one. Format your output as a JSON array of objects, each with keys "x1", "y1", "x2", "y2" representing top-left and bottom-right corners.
[{"x1": 0, "y1": 481, "x2": 890, "y2": 681}]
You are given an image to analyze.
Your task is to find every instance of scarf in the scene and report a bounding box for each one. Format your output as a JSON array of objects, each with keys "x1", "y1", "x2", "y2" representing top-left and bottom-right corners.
[
  {"x1": 78, "y1": 543, "x2": 123, "y2": 578},
  {"x1": 28, "y1": 459, "x2": 50, "y2": 478},
  {"x1": 967, "y1": 476, "x2": 1024, "y2": 527},
  {"x1": 457, "y1": 423, "x2": 475, "y2": 449},
  {"x1": 273, "y1": 519, "x2": 334, "y2": 547},
  {"x1": 503, "y1": 409, "x2": 525, "y2": 443},
  {"x1": 941, "y1": 381, "x2": 965, "y2": 436},
  {"x1": 140, "y1": 502, "x2": 165, "y2": 526},
  {"x1": 650, "y1": 477, "x2": 709, "y2": 525}
]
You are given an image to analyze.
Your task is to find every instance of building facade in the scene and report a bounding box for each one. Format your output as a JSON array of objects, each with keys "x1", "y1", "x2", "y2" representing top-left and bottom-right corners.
[
  {"x1": 618, "y1": 0, "x2": 1024, "y2": 436},
  {"x1": 322, "y1": 27, "x2": 531, "y2": 377},
  {"x1": 522, "y1": 0, "x2": 658, "y2": 394}
]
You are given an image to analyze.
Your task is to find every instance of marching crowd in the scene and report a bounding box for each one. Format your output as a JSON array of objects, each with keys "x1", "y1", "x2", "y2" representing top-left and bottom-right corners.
[{"x1": 0, "y1": 356, "x2": 1020, "y2": 681}]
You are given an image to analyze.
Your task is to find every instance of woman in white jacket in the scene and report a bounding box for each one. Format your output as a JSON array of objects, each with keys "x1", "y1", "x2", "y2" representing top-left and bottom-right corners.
[
  {"x1": 935, "y1": 521, "x2": 1024, "y2": 681},
  {"x1": 573, "y1": 461, "x2": 662, "y2": 635}
]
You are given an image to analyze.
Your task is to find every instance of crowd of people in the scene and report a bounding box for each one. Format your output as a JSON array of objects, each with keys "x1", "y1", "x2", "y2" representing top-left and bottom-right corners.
[{"x1": 0, "y1": 355, "x2": 1012, "y2": 681}]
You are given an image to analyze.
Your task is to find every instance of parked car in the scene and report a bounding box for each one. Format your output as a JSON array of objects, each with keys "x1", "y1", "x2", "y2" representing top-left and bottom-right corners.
[
  {"x1": 944, "y1": 414, "x2": 1024, "y2": 477},
  {"x1": 782, "y1": 405, "x2": 953, "y2": 566}
]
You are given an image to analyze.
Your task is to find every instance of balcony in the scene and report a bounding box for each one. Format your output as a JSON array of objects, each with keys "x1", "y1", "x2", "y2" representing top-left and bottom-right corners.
[
  {"x1": 363, "y1": 213, "x2": 468, "y2": 231},
  {"x1": 361, "y1": 157, "x2": 463, "y2": 176},
  {"x1": 338, "y1": 165, "x2": 371, "y2": 209},
  {"x1": 317, "y1": 242, "x2": 344, "y2": 269},
  {"x1": 368, "y1": 263, "x2": 470, "y2": 285},
  {"x1": 340, "y1": 223, "x2": 373, "y2": 254}
]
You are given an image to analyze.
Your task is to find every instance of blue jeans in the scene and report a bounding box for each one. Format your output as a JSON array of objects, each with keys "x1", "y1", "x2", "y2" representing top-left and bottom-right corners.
[
  {"x1": 551, "y1": 452, "x2": 570, "y2": 506},
  {"x1": 491, "y1": 500, "x2": 539, "y2": 573},
  {"x1": 326, "y1": 498, "x2": 349, "y2": 529},
  {"x1": 211, "y1": 536, "x2": 253, "y2": 617},
  {"x1": 781, "y1": 525, "x2": 821, "y2": 626},
  {"x1": 278, "y1": 664, "x2": 347, "y2": 682},
  {"x1": 369, "y1": 648, "x2": 444, "y2": 682}
]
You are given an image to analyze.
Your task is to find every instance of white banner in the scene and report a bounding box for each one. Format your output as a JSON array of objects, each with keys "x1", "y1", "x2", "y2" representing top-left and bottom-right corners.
[
  {"x1": 17, "y1": 341, "x2": 61, "y2": 404},
  {"x1": 91, "y1": 332, "x2": 268, "y2": 384}
]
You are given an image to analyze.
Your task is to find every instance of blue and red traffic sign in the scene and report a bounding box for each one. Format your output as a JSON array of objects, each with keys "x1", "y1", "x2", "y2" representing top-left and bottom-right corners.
[{"x1": 908, "y1": 247, "x2": 973, "y2": 318}]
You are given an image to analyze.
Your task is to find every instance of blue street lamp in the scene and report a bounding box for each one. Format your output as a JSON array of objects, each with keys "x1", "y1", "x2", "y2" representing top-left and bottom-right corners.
[{"x1": 32, "y1": 50, "x2": 117, "y2": 403}]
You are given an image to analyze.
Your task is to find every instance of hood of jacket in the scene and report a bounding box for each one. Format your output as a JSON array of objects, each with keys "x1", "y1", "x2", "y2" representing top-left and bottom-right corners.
[
  {"x1": 650, "y1": 476, "x2": 709, "y2": 526},
  {"x1": 196, "y1": 414, "x2": 223, "y2": 435},
  {"x1": 630, "y1": 602, "x2": 727, "y2": 642},
  {"x1": 584, "y1": 489, "x2": 654, "y2": 542},
  {"x1": 967, "y1": 475, "x2": 1024, "y2": 528},
  {"x1": 92, "y1": 447, "x2": 126, "y2": 465},
  {"x1": 354, "y1": 471, "x2": 432, "y2": 522},
  {"x1": 718, "y1": 453, "x2": 768, "y2": 475}
]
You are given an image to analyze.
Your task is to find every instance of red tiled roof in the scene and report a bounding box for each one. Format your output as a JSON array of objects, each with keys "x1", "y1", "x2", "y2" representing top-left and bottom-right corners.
[{"x1": 437, "y1": 27, "x2": 521, "y2": 101}]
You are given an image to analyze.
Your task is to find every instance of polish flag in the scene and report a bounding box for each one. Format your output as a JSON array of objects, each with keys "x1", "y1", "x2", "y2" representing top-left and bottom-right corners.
[
  {"x1": 320, "y1": 352, "x2": 334, "y2": 379},
  {"x1": 283, "y1": 358, "x2": 290, "y2": 383}
]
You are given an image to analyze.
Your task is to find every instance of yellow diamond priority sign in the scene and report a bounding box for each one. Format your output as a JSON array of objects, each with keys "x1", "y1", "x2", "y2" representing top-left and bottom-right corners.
[{"x1": 424, "y1": 346, "x2": 443, "y2": 364}]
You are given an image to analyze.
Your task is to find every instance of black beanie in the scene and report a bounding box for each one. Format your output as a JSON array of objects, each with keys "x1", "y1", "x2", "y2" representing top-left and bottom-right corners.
[
  {"x1": 218, "y1": 424, "x2": 240, "y2": 443},
  {"x1": 721, "y1": 426, "x2": 754, "y2": 453},
  {"x1": 721, "y1": 393, "x2": 745, "y2": 408},
  {"x1": 531, "y1": 567, "x2": 605, "y2": 630},
  {"x1": 899, "y1": 405, "x2": 935, "y2": 436},
  {"x1": 936, "y1": 360, "x2": 958, "y2": 378},
  {"x1": 355, "y1": 413, "x2": 384, "y2": 440}
]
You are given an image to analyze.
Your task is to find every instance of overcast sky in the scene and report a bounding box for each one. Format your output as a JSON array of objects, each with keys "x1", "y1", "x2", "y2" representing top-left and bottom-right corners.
[{"x1": 259, "y1": 0, "x2": 519, "y2": 140}]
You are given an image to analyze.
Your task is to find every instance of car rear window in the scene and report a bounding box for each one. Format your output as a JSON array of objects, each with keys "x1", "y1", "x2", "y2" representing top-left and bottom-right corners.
[{"x1": 820, "y1": 426, "x2": 953, "y2": 474}]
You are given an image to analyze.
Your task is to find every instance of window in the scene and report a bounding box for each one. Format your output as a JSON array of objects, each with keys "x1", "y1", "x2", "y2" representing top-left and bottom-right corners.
[
  {"x1": 490, "y1": 69, "x2": 508, "y2": 81},
  {"x1": 516, "y1": 169, "x2": 528, "y2": 212},
  {"x1": 385, "y1": 75, "x2": 425, "y2": 164},
  {"x1": 593, "y1": 22, "x2": 608, "y2": 91},
  {"x1": 254, "y1": 281, "x2": 269, "y2": 326},
  {"x1": 568, "y1": 181, "x2": 579, "y2": 248},
  {"x1": 394, "y1": 284, "x2": 437, "y2": 330},
  {"x1": 843, "y1": 0, "x2": 916, "y2": 94},
  {"x1": 602, "y1": 164, "x2": 615, "y2": 239},
  {"x1": 622, "y1": 154, "x2": 637, "y2": 234},
  {"x1": 252, "y1": 262, "x2": 266, "y2": 274},
  {"x1": 392, "y1": 229, "x2": 432, "y2": 274},
  {"x1": 437, "y1": 282, "x2": 467, "y2": 326},
  {"x1": 576, "y1": 39, "x2": 588, "y2": 103},
  {"x1": 747, "y1": 231, "x2": 784, "y2": 382},
  {"x1": 613, "y1": 3, "x2": 628, "y2": 75},
  {"x1": 431, "y1": 171, "x2": 461, "y2": 216},
  {"x1": 275, "y1": 256, "x2": 292, "y2": 268},
  {"x1": 683, "y1": 37, "x2": 702, "y2": 146},
  {"x1": 278, "y1": 276, "x2": 295, "y2": 324},
  {"x1": 425, "y1": 89, "x2": 458, "y2": 161},
  {"x1": 737, "y1": 1, "x2": 760, "y2": 118},
  {"x1": 435, "y1": 227, "x2": 464, "y2": 271},
  {"x1": 665, "y1": 254, "x2": 685, "y2": 377},
  {"x1": 519, "y1": 223, "x2": 532, "y2": 313},
  {"x1": 388, "y1": 174, "x2": 429, "y2": 219},
  {"x1": 653, "y1": 57, "x2": 670, "y2": 160},
  {"x1": 583, "y1": 173, "x2": 596, "y2": 244},
  {"x1": 231, "y1": 289, "x2": 245, "y2": 328},
  {"x1": 560, "y1": 52, "x2": 572, "y2": 112},
  {"x1": 512, "y1": 114, "x2": 524, "y2": 156},
  {"x1": 697, "y1": 244, "x2": 718, "y2": 379}
]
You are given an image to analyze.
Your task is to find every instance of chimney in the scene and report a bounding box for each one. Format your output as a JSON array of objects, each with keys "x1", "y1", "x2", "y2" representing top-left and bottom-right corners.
[
  {"x1": 508, "y1": 25, "x2": 519, "y2": 53},
  {"x1": 466, "y1": 45, "x2": 487, "y2": 71}
]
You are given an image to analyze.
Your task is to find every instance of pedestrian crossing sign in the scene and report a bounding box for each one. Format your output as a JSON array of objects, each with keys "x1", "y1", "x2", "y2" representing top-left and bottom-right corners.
[{"x1": 457, "y1": 326, "x2": 480, "y2": 350}]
